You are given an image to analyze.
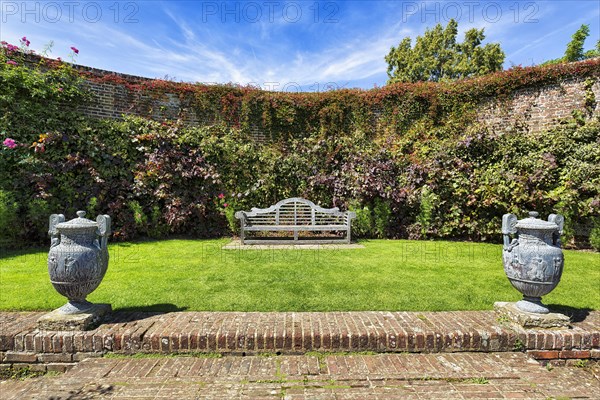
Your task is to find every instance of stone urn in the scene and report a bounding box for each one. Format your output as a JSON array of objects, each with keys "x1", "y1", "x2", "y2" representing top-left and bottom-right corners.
[
  {"x1": 501, "y1": 211, "x2": 564, "y2": 314},
  {"x1": 47, "y1": 211, "x2": 111, "y2": 315}
]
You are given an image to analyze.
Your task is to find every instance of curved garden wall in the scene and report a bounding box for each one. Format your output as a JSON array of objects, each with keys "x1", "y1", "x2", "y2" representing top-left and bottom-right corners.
[
  {"x1": 75, "y1": 59, "x2": 600, "y2": 140},
  {"x1": 1, "y1": 50, "x2": 599, "y2": 248}
]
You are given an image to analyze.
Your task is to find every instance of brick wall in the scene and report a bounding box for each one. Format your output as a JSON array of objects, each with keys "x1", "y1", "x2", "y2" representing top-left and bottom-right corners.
[
  {"x1": 73, "y1": 62, "x2": 599, "y2": 137},
  {"x1": 76, "y1": 64, "x2": 201, "y2": 125},
  {"x1": 477, "y1": 78, "x2": 600, "y2": 134}
]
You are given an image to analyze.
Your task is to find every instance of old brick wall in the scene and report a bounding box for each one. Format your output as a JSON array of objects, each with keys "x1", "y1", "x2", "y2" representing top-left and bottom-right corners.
[
  {"x1": 74, "y1": 63, "x2": 600, "y2": 136},
  {"x1": 77, "y1": 65, "x2": 201, "y2": 125},
  {"x1": 477, "y1": 78, "x2": 600, "y2": 134}
]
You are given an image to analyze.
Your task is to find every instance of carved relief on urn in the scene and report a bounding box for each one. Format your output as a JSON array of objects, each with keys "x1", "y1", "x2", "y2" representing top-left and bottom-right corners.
[
  {"x1": 48, "y1": 211, "x2": 111, "y2": 314},
  {"x1": 502, "y1": 211, "x2": 564, "y2": 314}
]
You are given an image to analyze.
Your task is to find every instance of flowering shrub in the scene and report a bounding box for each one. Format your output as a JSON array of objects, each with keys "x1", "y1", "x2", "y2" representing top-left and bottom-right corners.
[
  {"x1": 215, "y1": 192, "x2": 239, "y2": 233},
  {"x1": 3, "y1": 138, "x2": 16, "y2": 149},
  {"x1": 0, "y1": 39, "x2": 89, "y2": 245}
]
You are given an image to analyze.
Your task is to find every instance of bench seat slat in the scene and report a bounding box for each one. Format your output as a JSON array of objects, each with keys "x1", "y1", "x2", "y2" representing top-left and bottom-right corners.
[
  {"x1": 244, "y1": 225, "x2": 348, "y2": 231},
  {"x1": 243, "y1": 239, "x2": 349, "y2": 245},
  {"x1": 248, "y1": 215, "x2": 343, "y2": 219},
  {"x1": 248, "y1": 218, "x2": 343, "y2": 222},
  {"x1": 248, "y1": 219, "x2": 341, "y2": 224}
]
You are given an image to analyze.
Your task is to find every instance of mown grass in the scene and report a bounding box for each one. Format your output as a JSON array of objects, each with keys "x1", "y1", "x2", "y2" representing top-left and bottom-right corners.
[{"x1": 0, "y1": 239, "x2": 598, "y2": 312}]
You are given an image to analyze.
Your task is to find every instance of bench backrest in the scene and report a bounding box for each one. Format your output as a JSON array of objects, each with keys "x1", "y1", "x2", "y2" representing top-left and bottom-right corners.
[{"x1": 237, "y1": 198, "x2": 352, "y2": 226}]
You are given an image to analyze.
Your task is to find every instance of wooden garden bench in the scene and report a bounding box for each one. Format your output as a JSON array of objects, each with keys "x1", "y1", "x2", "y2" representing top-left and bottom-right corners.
[{"x1": 234, "y1": 197, "x2": 356, "y2": 245}]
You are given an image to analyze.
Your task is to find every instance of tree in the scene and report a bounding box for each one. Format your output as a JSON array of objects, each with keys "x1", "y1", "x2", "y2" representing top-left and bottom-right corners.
[
  {"x1": 385, "y1": 19, "x2": 505, "y2": 84},
  {"x1": 542, "y1": 25, "x2": 599, "y2": 65},
  {"x1": 565, "y1": 24, "x2": 590, "y2": 62},
  {"x1": 582, "y1": 37, "x2": 600, "y2": 60}
]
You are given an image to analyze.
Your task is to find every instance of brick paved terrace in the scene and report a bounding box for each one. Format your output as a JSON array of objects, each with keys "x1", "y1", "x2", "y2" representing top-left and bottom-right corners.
[
  {"x1": 2, "y1": 352, "x2": 599, "y2": 399},
  {"x1": 1, "y1": 310, "x2": 599, "y2": 399}
]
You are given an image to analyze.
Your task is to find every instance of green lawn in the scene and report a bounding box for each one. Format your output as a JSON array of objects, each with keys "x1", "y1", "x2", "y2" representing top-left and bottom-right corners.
[{"x1": 0, "y1": 239, "x2": 598, "y2": 312}]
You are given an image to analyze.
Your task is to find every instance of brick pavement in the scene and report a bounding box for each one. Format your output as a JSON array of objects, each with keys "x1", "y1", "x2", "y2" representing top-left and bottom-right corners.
[
  {"x1": 1, "y1": 310, "x2": 599, "y2": 399},
  {"x1": 1, "y1": 352, "x2": 599, "y2": 399}
]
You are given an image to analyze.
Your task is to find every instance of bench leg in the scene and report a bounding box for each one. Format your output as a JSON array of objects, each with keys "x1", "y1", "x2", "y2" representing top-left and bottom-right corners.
[
  {"x1": 294, "y1": 230, "x2": 298, "y2": 241},
  {"x1": 346, "y1": 228, "x2": 351, "y2": 244},
  {"x1": 240, "y1": 225, "x2": 245, "y2": 245}
]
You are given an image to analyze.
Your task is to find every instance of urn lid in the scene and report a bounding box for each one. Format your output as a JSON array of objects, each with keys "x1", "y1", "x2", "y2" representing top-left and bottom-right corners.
[
  {"x1": 515, "y1": 211, "x2": 558, "y2": 231},
  {"x1": 56, "y1": 211, "x2": 98, "y2": 232}
]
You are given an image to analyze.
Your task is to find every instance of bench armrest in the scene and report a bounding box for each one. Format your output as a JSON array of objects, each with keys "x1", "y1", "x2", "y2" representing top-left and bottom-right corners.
[
  {"x1": 346, "y1": 211, "x2": 357, "y2": 223},
  {"x1": 234, "y1": 211, "x2": 247, "y2": 222}
]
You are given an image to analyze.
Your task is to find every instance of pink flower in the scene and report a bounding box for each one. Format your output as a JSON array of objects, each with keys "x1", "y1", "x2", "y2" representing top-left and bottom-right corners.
[
  {"x1": 223, "y1": 203, "x2": 228, "y2": 208},
  {"x1": 3, "y1": 138, "x2": 17, "y2": 149},
  {"x1": 70, "y1": 46, "x2": 79, "y2": 54},
  {"x1": 57, "y1": 57, "x2": 62, "y2": 62},
  {"x1": 5, "y1": 44, "x2": 19, "y2": 52},
  {"x1": 58, "y1": 87, "x2": 63, "y2": 92},
  {"x1": 218, "y1": 193, "x2": 225, "y2": 199},
  {"x1": 6, "y1": 60, "x2": 18, "y2": 66},
  {"x1": 21, "y1": 36, "x2": 26, "y2": 42}
]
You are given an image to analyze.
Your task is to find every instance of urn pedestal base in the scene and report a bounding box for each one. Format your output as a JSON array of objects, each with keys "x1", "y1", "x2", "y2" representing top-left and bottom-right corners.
[
  {"x1": 516, "y1": 296, "x2": 550, "y2": 314},
  {"x1": 494, "y1": 302, "x2": 570, "y2": 329},
  {"x1": 37, "y1": 303, "x2": 112, "y2": 331}
]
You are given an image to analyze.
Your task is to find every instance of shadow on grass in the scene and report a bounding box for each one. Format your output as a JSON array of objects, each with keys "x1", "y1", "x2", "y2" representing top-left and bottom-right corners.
[
  {"x1": 114, "y1": 303, "x2": 189, "y2": 313},
  {"x1": 0, "y1": 236, "x2": 217, "y2": 260},
  {"x1": 547, "y1": 304, "x2": 593, "y2": 322},
  {"x1": 0, "y1": 246, "x2": 46, "y2": 260},
  {"x1": 103, "y1": 304, "x2": 188, "y2": 324}
]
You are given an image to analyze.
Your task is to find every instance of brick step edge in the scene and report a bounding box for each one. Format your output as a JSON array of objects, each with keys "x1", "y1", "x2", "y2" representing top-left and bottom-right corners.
[
  {"x1": 0, "y1": 362, "x2": 77, "y2": 373},
  {"x1": 528, "y1": 349, "x2": 599, "y2": 360},
  {"x1": 4, "y1": 332, "x2": 600, "y2": 354},
  {"x1": 1, "y1": 349, "x2": 599, "y2": 372}
]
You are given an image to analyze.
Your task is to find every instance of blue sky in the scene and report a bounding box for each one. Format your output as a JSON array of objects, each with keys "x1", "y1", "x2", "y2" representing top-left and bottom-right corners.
[{"x1": 1, "y1": 1, "x2": 599, "y2": 90}]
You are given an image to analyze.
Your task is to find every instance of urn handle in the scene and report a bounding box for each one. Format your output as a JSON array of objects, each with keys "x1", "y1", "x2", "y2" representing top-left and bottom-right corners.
[
  {"x1": 96, "y1": 214, "x2": 111, "y2": 251},
  {"x1": 548, "y1": 214, "x2": 564, "y2": 248},
  {"x1": 48, "y1": 214, "x2": 65, "y2": 248},
  {"x1": 502, "y1": 213, "x2": 518, "y2": 251}
]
